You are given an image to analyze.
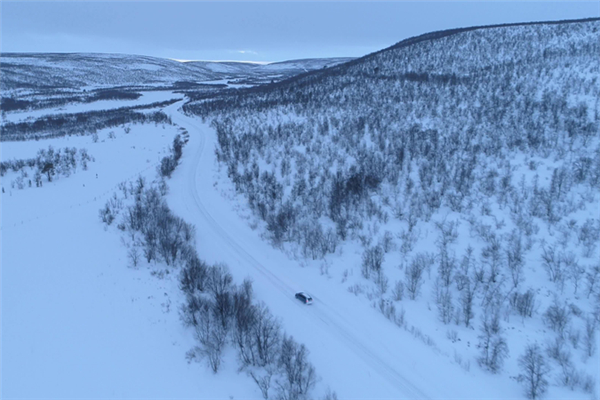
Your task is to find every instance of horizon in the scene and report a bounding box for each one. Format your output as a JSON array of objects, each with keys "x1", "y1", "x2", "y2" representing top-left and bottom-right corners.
[{"x1": 2, "y1": 2, "x2": 599, "y2": 62}]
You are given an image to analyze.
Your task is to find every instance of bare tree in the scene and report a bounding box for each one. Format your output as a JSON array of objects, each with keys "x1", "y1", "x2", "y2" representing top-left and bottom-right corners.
[
  {"x1": 207, "y1": 263, "x2": 233, "y2": 299},
  {"x1": 579, "y1": 219, "x2": 600, "y2": 258},
  {"x1": 392, "y1": 280, "x2": 405, "y2": 301},
  {"x1": 541, "y1": 245, "x2": 564, "y2": 286},
  {"x1": 233, "y1": 291, "x2": 258, "y2": 366},
  {"x1": 460, "y1": 280, "x2": 475, "y2": 327},
  {"x1": 180, "y1": 255, "x2": 209, "y2": 295},
  {"x1": 438, "y1": 245, "x2": 456, "y2": 288},
  {"x1": 435, "y1": 219, "x2": 460, "y2": 247},
  {"x1": 381, "y1": 230, "x2": 395, "y2": 253},
  {"x1": 478, "y1": 313, "x2": 508, "y2": 373},
  {"x1": 362, "y1": 245, "x2": 384, "y2": 279},
  {"x1": 436, "y1": 220, "x2": 459, "y2": 287},
  {"x1": 518, "y1": 343, "x2": 550, "y2": 399},
  {"x1": 434, "y1": 279, "x2": 454, "y2": 325},
  {"x1": 585, "y1": 264, "x2": 600, "y2": 298},
  {"x1": 543, "y1": 298, "x2": 570, "y2": 338},
  {"x1": 254, "y1": 303, "x2": 282, "y2": 367},
  {"x1": 375, "y1": 271, "x2": 389, "y2": 295},
  {"x1": 510, "y1": 289, "x2": 536, "y2": 318},
  {"x1": 276, "y1": 335, "x2": 317, "y2": 400},
  {"x1": 506, "y1": 230, "x2": 524, "y2": 288},
  {"x1": 583, "y1": 316, "x2": 597, "y2": 358},
  {"x1": 127, "y1": 246, "x2": 141, "y2": 268},
  {"x1": 249, "y1": 366, "x2": 274, "y2": 400},
  {"x1": 321, "y1": 387, "x2": 339, "y2": 400},
  {"x1": 99, "y1": 203, "x2": 115, "y2": 225},
  {"x1": 481, "y1": 234, "x2": 503, "y2": 285},
  {"x1": 405, "y1": 254, "x2": 427, "y2": 300},
  {"x1": 560, "y1": 251, "x2": 583, "y2": 294},
  {"x1": 192, "y1": 297, "x2": 226, "y2": 373}
]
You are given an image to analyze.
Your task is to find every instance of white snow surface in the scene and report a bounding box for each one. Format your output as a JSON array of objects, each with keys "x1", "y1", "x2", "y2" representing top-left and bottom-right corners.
[{"x1": 3, "y1": 100, "x2": 597, "y2": 398}]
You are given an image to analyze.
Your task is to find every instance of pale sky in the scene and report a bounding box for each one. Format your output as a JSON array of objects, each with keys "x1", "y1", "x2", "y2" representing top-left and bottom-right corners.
[{"x1": 1, "y1": 1, "x2": 598, "y2": 62}]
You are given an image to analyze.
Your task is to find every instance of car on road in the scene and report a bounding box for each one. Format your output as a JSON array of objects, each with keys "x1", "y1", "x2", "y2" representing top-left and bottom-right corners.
[{"x1": 295, "y1": 292, "x2": 313, "y2": 304}]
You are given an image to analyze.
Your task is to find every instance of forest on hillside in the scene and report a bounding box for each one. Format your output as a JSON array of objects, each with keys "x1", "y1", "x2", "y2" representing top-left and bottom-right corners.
[{"x1": 184, "y1": 19, "x2": 600, "y2": 398}]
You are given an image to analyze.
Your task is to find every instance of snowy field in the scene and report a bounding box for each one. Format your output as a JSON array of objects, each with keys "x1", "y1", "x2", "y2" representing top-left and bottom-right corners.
[{"x1": 1, "y1": 104, "x2": 251, "y2": 398}]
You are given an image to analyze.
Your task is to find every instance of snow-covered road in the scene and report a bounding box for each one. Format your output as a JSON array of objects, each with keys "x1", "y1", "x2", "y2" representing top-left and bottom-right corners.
[{"x1": 165, "y1": 102, "x2": 498, "y2": 399}]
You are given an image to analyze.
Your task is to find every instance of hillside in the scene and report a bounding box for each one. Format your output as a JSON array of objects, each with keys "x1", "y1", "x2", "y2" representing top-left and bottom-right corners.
[
  {"x1": 184, "y1": 18, "x2": 600, "y2": 398},
  {"x1": 0, "y1": 53, "x2": 353, "y2": 93}
]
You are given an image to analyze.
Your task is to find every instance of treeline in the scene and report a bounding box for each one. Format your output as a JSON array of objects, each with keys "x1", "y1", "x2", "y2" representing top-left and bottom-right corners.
[
  {"x1": 1, "y1": 89, "x2": 142, "y2": 112},
  {"x1": 2, "y1": 145, "x2": 94, "y2": 189},
  {"x1": 158, "y1": 134, "x2": 184, "y2": 179},
  {"x1": 180, "y1": 261, "x2": 318, "y2": 399},
  {"x1": 1, "y1": 105, "x2": 174, "y2": 141}
]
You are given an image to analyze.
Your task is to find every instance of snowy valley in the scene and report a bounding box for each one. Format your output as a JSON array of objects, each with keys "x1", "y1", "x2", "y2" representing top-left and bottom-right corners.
[{"x1": 2, "y1": 18, "x2": 600, "y2": 400}]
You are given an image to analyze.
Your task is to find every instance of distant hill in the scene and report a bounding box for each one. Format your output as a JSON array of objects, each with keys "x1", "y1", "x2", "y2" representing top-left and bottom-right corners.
[{"x1": 0, "y1": 53, "x2": 354, "y2": 92}]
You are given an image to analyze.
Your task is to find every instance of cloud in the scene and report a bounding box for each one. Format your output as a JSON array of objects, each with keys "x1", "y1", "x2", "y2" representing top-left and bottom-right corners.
[{"x1": 236, "y1": 50, "x2": 258, "y2": 55}]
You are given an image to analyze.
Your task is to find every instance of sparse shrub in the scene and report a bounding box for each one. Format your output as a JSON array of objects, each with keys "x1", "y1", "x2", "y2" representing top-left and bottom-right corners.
[
  {"x1": 579, "y1": 219, "x2": 600, "y2": 257},
  {"x1": 541, "y1": 245, "x2": 564, "y2": 286},
  {"x1": 127, "y1": 246, "x2": 140, "y2": 268},
  {"x1": 446, "y1": 329, "x2": 459, "y2": 343},
  {"x1": 392, "y1": 280, "x2": 405, "y2": 301},
  {"x1": 348, "y1": 284, "x2": 363, "y2": 296},
  {"x1": 99, "y1": 202, "x2": 115, "y2": 225},
  {"x1": 321, "y1": 387, "x2": 339, "y2": 400},
  {"x1": 172, "y1": 134, "x2": 183, "y2": 162},
  {"x1": 381, "y1": 230, "x2": 395, "y2": 253},
  {"x1": 583, "y1": 316, "x2": 597, "y2": 358},
  {"x1": 543, "y1": 299, "x2": 570, "y2": 338},
  {"x1": 405, "y1": 253, "x2": 427, "y2": 300},
  {"x1": 159, "y1": 155, "x2": 176, "y2": 178},
  {"x1": 510, "y1": 289, "x2": 536, "y2": 318},
  {"x1": 180, "y1": 255, "x2": 209, "y2": 295},
  {"x1": 361, "y1": 245, "x2": 384, "y2": 279},
  {"x1": 435, "y1": 281, "x2": 454, "y2": 325},
  {"x1": 459, "y1": 281, "x2": 475, "y2": 327},
  {"x1": 586, "y1": 264, "x2": 600, "y2": 298}
]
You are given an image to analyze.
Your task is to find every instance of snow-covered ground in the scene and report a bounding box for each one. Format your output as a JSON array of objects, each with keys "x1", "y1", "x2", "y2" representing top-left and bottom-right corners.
[
  {"x1": 2, "y1": 100, "x2": 598, "y2": 399},
  {"x1": 167, "y1": 106, "x2": 600, "y2": 400},
  {"x1": 1, "y1": 111, "x2": 252, "y2": 398},
  {"x1": 166, "y1": 109, "x2": 498, "y2": 399}
]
